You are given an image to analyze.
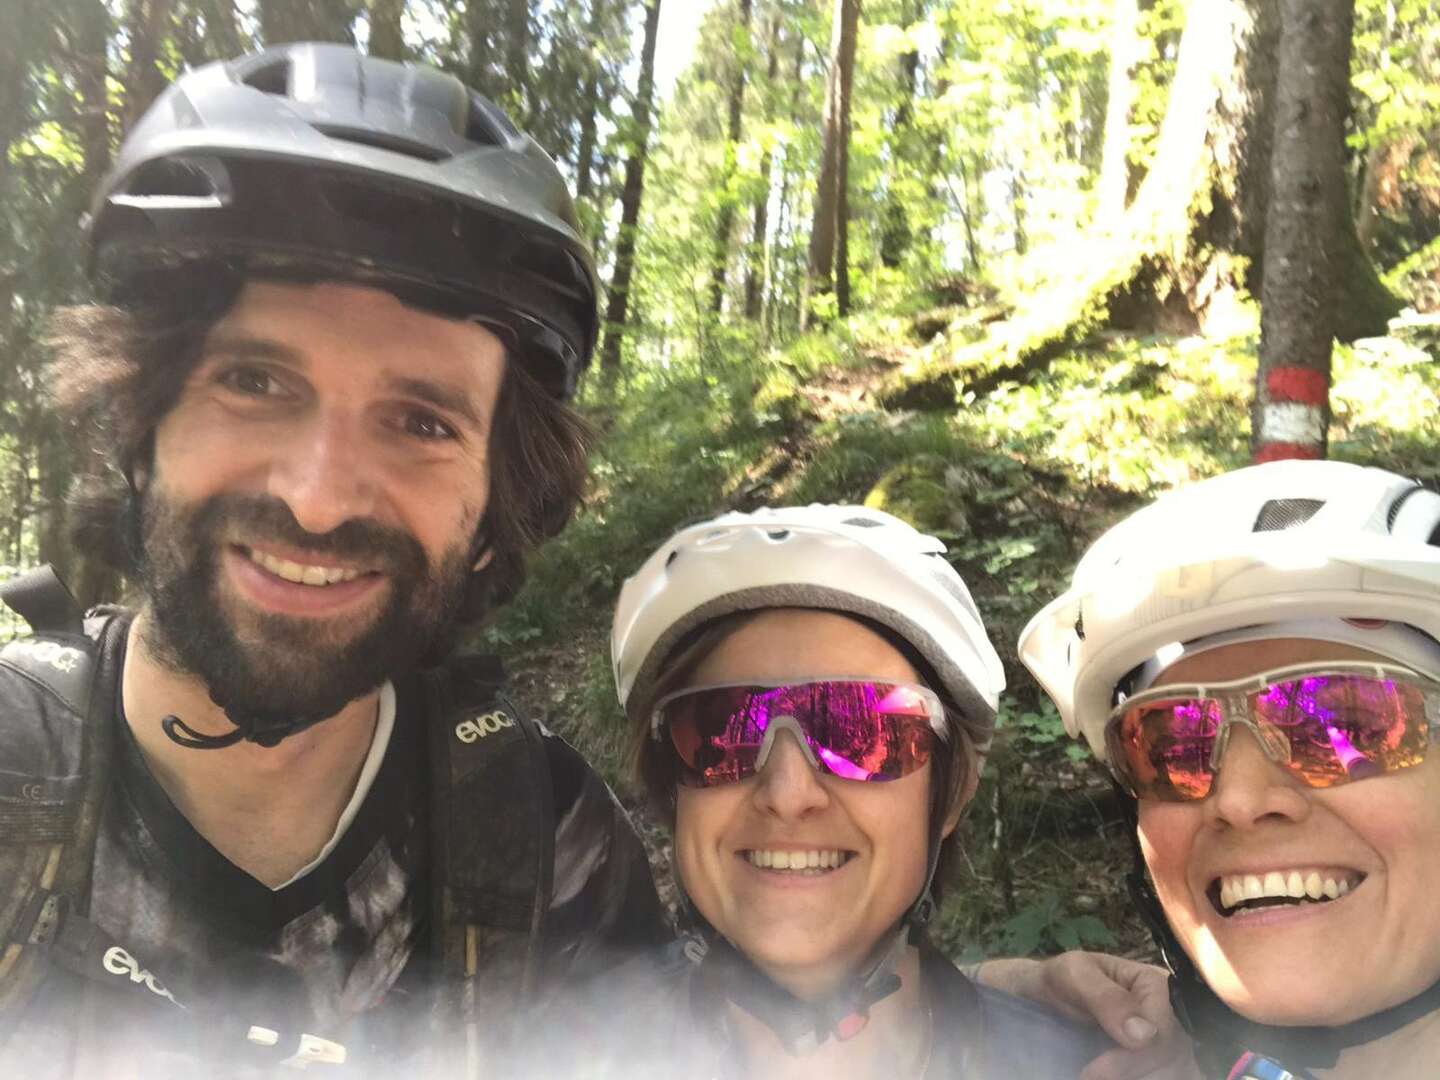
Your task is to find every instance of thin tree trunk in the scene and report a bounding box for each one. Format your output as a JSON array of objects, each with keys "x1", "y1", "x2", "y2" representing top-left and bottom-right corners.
[
  {"x1": 201, "y1": 0, "x2": 244, "y2": 57},
  {"x1": 834, "y1": 1, "x2": 857, "y2": 317},
  {"x1": 574, "y1": 0, "x2": 608, "y2": 200},
  {"x1": 744, "y1": 17, "x2": 782, "y2": 322},
  {"x1": 1354, "y1": 0, "x2": 1397, "y2": 250},
  {"x1": 505, "y1": 0, "x2": 530, "y2": 115},
  {"x1": 123, "y1": 0, "x2": 176, "y2": 129},
  {"x1": 709, "y1": 0, "x2": 754, "y2": 315},
  {"x1": 1252, "y1": 0, "x2": 1356, "y2": 463},
  {"x1": 368, "y1": 0, "x2": 406, "y2": 59},
  {"x1": 880, "y1": 0, "x2": 922, "y2": 269},
  {"x1": 1097, "y1": 0, "x2": 1139, "y2": 226},
  {"x1": 804, "y1": 0, "x2": 859, "y2": 328},
  {"x1": 599, "y1": 0, "x2": 663, "y2": 376}
]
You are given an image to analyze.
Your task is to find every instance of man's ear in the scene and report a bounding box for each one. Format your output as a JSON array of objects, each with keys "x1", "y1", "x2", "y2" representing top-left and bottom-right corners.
[{"x1": 940, "y1": 752, "x2": 984, "y2": 840}]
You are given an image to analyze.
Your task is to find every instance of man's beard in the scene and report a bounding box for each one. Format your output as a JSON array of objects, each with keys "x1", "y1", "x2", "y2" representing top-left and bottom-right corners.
[{"x1": 137, "y1": 490, "x2": 473, "y2": 735}]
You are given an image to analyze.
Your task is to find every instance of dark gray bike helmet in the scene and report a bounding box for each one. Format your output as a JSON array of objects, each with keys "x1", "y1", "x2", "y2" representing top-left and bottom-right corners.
[{"x1": 85, "y1": 43, "x2": 598, "y2": 398}]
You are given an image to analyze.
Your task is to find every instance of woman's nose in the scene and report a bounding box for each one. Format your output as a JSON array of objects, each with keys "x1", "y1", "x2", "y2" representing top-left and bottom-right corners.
[
  {"x1": 751, "y1": 731, "x2": 831, "y2": 819},
  {"x1": 1204, "y1": 724, "x2": 1312, "y2": 830}
]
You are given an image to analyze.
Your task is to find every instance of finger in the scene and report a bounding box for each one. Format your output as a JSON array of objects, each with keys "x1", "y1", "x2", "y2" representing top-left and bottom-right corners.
[
  {"x1": 1045, "y1": 964, "x2": 1160, "y2": 1047},
  {"x1": 1079, "y1": 1042, "x2": 1197, "y2": 1080}
]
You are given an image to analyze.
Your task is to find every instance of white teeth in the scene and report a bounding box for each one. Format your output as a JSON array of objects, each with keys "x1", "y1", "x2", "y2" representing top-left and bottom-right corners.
[
  {"x1": 1217, "y1": 868, "x2": 1361, "y2": 913},
  {"x1": 747, "y1": 849, "x2": 846, "y2": 872},
  {"x1": 248, "y1": 549, "x2": 364, "y2": 586}
]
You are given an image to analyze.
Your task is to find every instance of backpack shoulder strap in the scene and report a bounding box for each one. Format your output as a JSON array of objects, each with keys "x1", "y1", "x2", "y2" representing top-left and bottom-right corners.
[
  {"x1": 424, "y1": 654, "x2": 556, "y2": 995},
  {"x1": 0, "y1": 568, "x2": 121, "y2": 1041}
]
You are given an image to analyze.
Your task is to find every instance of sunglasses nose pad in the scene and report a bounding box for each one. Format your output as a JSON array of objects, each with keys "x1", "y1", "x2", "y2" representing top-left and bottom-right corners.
[
  {"x1": 1257, "y1": 721, "x2": 1291, "y2": 763},
  {"x1": 753, "y1": 714, "x2": 821, "y2": 773}
]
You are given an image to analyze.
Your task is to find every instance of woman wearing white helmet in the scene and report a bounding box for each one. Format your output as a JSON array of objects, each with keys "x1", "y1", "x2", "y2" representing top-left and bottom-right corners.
[
  {"x1": 1020, "y1": 459, "x2": 1440, "y2": 1079},
  {"x1": 568, "y1": 504, "x2": 1111, "y2": 1078}
]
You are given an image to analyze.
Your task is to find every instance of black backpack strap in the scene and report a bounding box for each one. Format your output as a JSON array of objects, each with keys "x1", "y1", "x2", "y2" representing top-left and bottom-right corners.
[
  {"x1": 0, "y1": 565, "x2": 85, "y2": 637},
  {"x1": 423, "y1": 654, "x2": 555, "y2": 1067},
  {"x1": 0, "y1": 580, "x2": 122, "y2": 1043}
]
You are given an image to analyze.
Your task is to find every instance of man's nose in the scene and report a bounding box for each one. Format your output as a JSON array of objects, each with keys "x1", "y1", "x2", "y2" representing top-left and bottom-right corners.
[{"x1": 267, "y1": 414, "x2": 378, "y2": 536}]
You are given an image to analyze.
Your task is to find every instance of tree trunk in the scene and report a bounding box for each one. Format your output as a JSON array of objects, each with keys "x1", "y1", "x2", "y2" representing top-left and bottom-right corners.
[
  {"x1": 599, "y1": 0, "x2": 663, "y2": 377},
  {"x1": 123, "y1": 0, "x2": 176, "y2": 129},
  {"x1": 505, "y1": 0, "x2": 530, "y2": 116},
  {"x1": 709, "y1": 0, "x2": 754, "y2": 316},
  {"x1": 201, "y1": 0, "x2": 244, "y2": 58},
  {"x1": 834, "y1": 1, "x2": 857, "y2": 318},
  {"x1": 1252, "y1": 0, "x2": 1355, "y2": 463},
  {"x1": 994, "y1": 0, "x2": 1396, "y2": 368},
  {"x1": 803, "y1": 0, "x2": 859, "y2": 328},
  {"x1": 744, "y1": 17, "x2": 782, "y2": 322},
  {"x1": 368, "y1": 0, "x2": 406, "y2": 59},
  {"x1": 574, "y1": 0, "x2": 608, "y2": 201},
  {"x1": 259, "y1": 0, "x2": 356, "y2": 46},
  {"x1": 72, "y1": 0, "x2": 113, "y2": 186},
  {"x1": 1097, "y1": 0, "x2": 1139, "y2": 226},
  {"x1": 879, "y1": 1, "x2": 921, "y2": 269}
]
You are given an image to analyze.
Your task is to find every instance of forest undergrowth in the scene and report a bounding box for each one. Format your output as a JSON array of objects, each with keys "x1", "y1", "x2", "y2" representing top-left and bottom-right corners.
[{"x1": 494, "y1": 289, "x2": 1440, "y2": 964}]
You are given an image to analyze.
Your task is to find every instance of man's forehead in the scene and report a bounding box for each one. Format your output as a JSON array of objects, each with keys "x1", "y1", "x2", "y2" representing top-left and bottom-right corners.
[{"x1": 206, "y1": 279, "x2": 509, "y2": 384}]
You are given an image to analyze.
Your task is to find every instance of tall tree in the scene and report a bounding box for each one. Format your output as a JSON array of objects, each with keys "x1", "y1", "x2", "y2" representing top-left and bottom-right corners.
[
  {"x1": 1097, "y1": 0, "x2": 1140, "y2": 225},
  {"x1": 708, "y1": 0, "x2": 754, "y2": 315},
  {"x1": 573, "y1": 0, "x2": 611, "y2": 201},
  {"x1": 600, "y1": 0, "x2": 663, "y2": 376},
  {"x1": 803, "y1": 0, "x2": 860, "y2": 327},
  {"x1": 879, "y1": 0, "x2": 923, "y2": 269},
  {"x1": 258, "y1": 0, "x2": 357, "y2": 45},
  {"x1": 123, "y1": 0, "x2": 177, "y2": 127},
  {"x1": 743, "y1": 15, "x2": 783, "y2": 322},
  {"x1": 367, "y1": 0, "x2": 406, "y2": 58},
  {"x1": 1252, "y1": 0, "x2": 1357, "y2": 463}
]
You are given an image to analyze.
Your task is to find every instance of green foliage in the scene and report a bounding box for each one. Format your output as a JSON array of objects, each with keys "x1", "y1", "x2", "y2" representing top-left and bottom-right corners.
[{"x1": 989, "y1": 892, "x2": 1119, "y2": 957}]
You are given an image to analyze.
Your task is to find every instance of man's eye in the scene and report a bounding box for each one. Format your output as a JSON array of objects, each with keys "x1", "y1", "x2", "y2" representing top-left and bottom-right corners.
[
  {"x1": 403, "y1": 411, "x2": 457, "y2": 441},
  {"x1": 219, "y1": 366, "x2": 278, "y2": 396}
]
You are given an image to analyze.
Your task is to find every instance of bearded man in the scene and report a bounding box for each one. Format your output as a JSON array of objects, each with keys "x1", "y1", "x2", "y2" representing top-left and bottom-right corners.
[{"x1": 0, "y1": 43, "x2": 665, "y2": 1076}]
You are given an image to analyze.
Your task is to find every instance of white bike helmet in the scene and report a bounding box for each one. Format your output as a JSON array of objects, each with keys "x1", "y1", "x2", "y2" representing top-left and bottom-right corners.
[
  {"x1": 1018, "y1": 460, "x2": 1440, "y2": 758},
  {"x1": 612, "y1": 504, "x2": 1005, "y2": 743}
]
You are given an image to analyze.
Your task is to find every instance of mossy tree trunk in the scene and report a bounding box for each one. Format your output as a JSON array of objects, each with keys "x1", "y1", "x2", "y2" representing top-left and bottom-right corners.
[{"x1": 996, "y1": 0, "x2": 1398, "y2": 367}]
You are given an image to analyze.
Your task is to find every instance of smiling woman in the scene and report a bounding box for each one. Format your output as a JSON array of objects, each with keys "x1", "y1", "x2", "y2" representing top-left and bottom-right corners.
[
  {"x1": 526, "y1": 505, "x2": 1112, "y2": 1078},
  {"x1": 1020, "y1": 460, "x2": 1440, "y2": 1080}
]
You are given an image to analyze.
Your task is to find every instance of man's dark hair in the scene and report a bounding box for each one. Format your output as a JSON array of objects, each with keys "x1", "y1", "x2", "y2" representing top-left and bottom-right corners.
[{"x1": 45, "y1": 267, "x2": 593, "y2": 622}]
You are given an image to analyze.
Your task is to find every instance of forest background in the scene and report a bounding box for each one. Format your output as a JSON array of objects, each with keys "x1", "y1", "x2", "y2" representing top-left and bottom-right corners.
[{"x1": 2, "y1": 0, "x2": 1438, "y2": 960}]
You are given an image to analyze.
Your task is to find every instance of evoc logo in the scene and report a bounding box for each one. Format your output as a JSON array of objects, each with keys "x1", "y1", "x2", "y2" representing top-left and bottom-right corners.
[
  {"x1": 102, "y1": 945, "x2": 183, "y2": 1008},
  {"x1": 7, "y1": 639, "x2": 84, "y2": 674},
  {"x1": 455, "y1": 710, "x2": 514, "y2": 744}
]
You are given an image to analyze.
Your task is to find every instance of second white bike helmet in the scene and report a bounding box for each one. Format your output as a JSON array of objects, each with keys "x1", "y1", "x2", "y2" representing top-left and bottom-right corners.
[
  {"x1": 1018, "y1": 459, "x2": 1440, "y2": 758},
  {"x1": 612, "y1": 504, "x2": 1005, "y2": 745}
]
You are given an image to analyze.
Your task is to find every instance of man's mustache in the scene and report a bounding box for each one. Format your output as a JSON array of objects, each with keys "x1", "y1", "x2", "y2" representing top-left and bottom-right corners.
[{"x1": 186, "y1": 493, "x2": 427, "y2": 573}]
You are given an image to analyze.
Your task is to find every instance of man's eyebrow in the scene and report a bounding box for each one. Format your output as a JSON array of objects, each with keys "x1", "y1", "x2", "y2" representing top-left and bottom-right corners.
[
  {"x1": 384, "y1": 374, "x2": 485, "y2": 429},
  {"x1": 201, "y1": 333, "x2": 306, "y2": 367}
]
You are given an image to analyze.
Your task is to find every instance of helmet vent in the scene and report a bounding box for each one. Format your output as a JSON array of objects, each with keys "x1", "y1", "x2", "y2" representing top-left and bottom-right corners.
[
  {"x1": 1386, "y1": 485, "x2": 1425, "y2": 531},
  {"x1": 1252, "y1": 498, "x2": 1324, "y2": 532},
  {"x1": 313, "y1": 125, "x2": 449, "y2": 162},
  {"x1": 126, "y1": 157, "x2": 222, "y2": 198},
  {"x1": 465, "y1": 95, "x2": 519, "y2": 146},
  {"x1": 241, "y1": 58, "x2": 291, "y2": 96},
  {"x1": 765, "y1": 530, "x2": 791, "y2": 541}
]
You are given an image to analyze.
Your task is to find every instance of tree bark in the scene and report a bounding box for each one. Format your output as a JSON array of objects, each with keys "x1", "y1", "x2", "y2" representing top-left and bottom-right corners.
[
  {"x1": 505, "y1": 0, "x2": 530, "y2": 116},
  {"x1": 259, "y1": 0, "x2": 356, "y2": 46},
  {"x1": 743, "y1": 16, "x2": 782, "y2": 322},
  {"x1": 880, "y1": 0, "x2": 922, "y2": 269},
  {"x1": 708, "y1": 0, "x2": 754, "y2": 315},
  {"x1": 367, "y1": 0, "x2": 406, "y2": 59},
  {"x1": 1097, "y1": 0, "x2": 1139, "y2": 226},
  {"x1": 574, "y1": 0, "x2": 608, "y2": 201},
  {"x1": 1252, "y1": 0, "x2": 1355, "y2": 463},
  {"x1": 803, "y1": 0, "x2": 859, "y2": 328},
  {"x1": 599, "y1": 0, "x2": 663, "y2": 376},
  {"x1": 123, "y1": 0, "x2": 176, "y2": 129}
]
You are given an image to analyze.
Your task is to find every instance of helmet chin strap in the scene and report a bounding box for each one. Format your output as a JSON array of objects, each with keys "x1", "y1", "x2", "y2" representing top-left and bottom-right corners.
[
  {"x1": 1117, "y1": 783, "x2": 1440, "y2": 1074},
  {"x1": 160, "y1": 709, "x2": 329, "y2": 750}
]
